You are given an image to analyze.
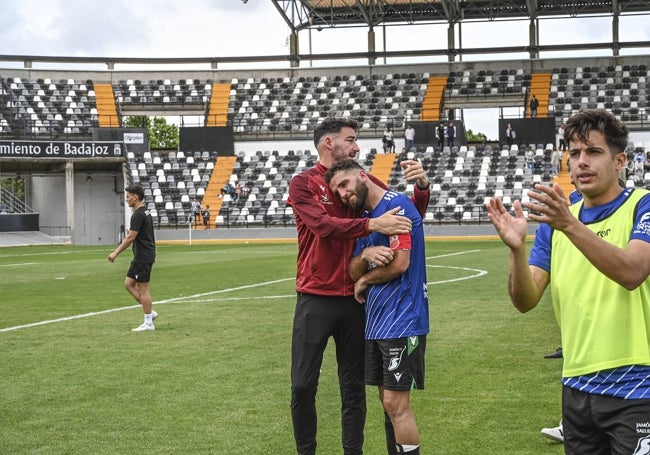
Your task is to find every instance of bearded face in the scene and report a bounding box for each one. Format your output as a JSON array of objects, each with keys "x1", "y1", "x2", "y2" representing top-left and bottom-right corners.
[
  {"x1": 340, "y1": 175, "x2": 369, "y2": 211},
  {"x1": 327, "y1": 164, "x2": 372, "y2": 210}
]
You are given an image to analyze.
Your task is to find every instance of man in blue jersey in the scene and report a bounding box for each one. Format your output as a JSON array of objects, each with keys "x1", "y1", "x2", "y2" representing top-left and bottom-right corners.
[
  {"x1": 324, "y1": 159, "x2": 429, "y2": 455},
  {"x1": 486, "y1": 109, "x2": 650, "y2": 454}
]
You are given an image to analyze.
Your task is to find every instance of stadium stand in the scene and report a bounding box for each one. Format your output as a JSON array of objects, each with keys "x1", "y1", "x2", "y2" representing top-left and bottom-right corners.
[
  {"x1": 2, "y1": 56, "x2": 650, "y2": 231},
  {"x1": 549, "y1": 64, "x2": 649, "y2": 124}
]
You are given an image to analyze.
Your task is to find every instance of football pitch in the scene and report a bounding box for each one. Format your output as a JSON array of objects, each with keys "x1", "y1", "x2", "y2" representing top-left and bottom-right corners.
[{"x1": 0, "y1": 240, "x2": 564, "y2": 454}]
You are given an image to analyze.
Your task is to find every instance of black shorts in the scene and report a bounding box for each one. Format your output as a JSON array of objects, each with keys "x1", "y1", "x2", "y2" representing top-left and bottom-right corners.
[
  {"x1": 563, "y1": 385, "x2": 650, "y2": 454},
  {"x1": 127, "y1": 261, "x2": 153, "y2": 283},
  {"x1": 365, "y1": 335, "x2": 426, "y2": 391}
]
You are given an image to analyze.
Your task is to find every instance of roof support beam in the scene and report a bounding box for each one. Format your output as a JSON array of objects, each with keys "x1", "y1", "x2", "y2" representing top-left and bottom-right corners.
[{"x1": 612, "y1": 0, "x2": 620, "y2": 56}]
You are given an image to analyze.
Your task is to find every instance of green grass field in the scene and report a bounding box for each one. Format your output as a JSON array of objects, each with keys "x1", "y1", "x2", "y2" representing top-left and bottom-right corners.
[{"x1": 0, "y1": 240, "x2": 565, "y2": 454}]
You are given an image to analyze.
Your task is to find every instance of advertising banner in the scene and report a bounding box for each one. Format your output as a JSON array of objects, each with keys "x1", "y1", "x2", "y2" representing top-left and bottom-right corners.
[{"x1": 0, "y1": 140, "x2": 124, "y2": 159}]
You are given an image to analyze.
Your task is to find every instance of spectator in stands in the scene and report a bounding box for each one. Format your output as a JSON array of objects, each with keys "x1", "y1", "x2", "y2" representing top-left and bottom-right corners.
[
  {"x1": 324, "y1": 159, "x2": 429, "y2": 455},
  {"x1": 486, "y1": 109, "x2": 650, "y2": 454},
  {"x1": 382, "y1": 126, "x2": 395, "y2": 153},
  {"x1": 436, "y1": 122, "x2": 445, "y2": 150},
  {"x1": 634, "y1": 149, "x2": 645, "y2": 165},
  {"x1": 557, "y1": 148, "x2": 564, "y2": 172},
  {"x1": 645, "y1": 152, "x2": 650, "y2": 174},
  {"x1": 446, "y1": 121, "x2": 456, "y2": 147},
  {"x1": 635, "y1": 157, "x2": 645, "y2": 182},
  {"x1": 558, "y1": 123, "x2": 567, "y2": 152},
  {"x1": 550, "y1": 147, "x2": 559, "y2": 176},
  {"x1": 191, "y1": 197, "x2": 202, "y2": 226},
  {"x1": 525, "y1": 146, "x2": 535, "y2": 171},
  {"x1": 220, "y1": 182, "x2": 236, "y2": 199},
  {"x1": 202, "y1": 205, "x2": 210, "y2": 229},
  {"x1": 404, "y1": 124, "x2": 415, "y2": 152},
  {"x1": 529, "y1": 94, "x2": 539, "y2": 118},
  {"x1": 239, "y1": 181, "x2": 250, "y2": 198},
  {"x1": 288, "y1": 117, "x2": 431, "y2": 455},
  {"x1": 505, "y1": 123, "x2": 516, "y2": 148},
  {"x1": 234, "y1": 183, "x2": 243, "y2": 202},
  {"x1": 625, "y1": 157, "x2": 635, "y2": 180},
  {"x1": 107, "y1": 184, "x2": 157, "y2": 332}
]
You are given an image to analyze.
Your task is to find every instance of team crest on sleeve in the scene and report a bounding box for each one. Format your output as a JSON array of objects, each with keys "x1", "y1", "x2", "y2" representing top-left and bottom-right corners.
[
  {"x1": 389, "y1": 235, "x2": 400, "y2": 249},
  {"x1": 635, "y1": 212, "x2": 650, "y2": 237}
]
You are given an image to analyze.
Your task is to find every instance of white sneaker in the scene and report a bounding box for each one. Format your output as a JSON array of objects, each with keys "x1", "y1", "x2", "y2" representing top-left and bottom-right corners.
[
  {"x1": 132, "y1": 322, "x2": 155, "y2": 332},
  {"x1": 152, "y1": 310, "x2": 158, "y2": 320},
  {"x1": 540, "y1": 423, "x2": 564, "y2": 443}
]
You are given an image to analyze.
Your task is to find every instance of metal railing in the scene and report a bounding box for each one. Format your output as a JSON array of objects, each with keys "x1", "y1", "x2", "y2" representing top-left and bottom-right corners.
[{"x1": 0, "y1": 186, "x2": 34, "y2": 214}]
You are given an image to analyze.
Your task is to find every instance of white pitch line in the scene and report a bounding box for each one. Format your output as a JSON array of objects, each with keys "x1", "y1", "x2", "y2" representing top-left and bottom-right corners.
[
  {"x1": 177, "y1": 294, "x2": 296, "y2": 304},
  {"x1": 0, "y1": 249, "x2": 107, "y2": 258},
  {"x1": 1, "y1": 251, "x2": 485, "y2": 333},
  {"x1": 426, "y1": 265, "x2": 488, "y2": 285},
  {"x1": 0, "y1": 305, "x2": 142, "y2": 333},
  {"x1": 427, "y1": 249, "x2": 481, "y2": 259},
  {"x1": 0, "y1": 262, "x2": 37, "y2": 267},
  {"x1": 0, "y1": 277, "x2": 295, "y2": 333}
]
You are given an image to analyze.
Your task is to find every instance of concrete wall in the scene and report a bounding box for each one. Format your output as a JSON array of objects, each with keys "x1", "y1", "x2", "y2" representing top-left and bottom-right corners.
[{"x1": 30, "y1": 170, "x2": 125, "y2": 245}]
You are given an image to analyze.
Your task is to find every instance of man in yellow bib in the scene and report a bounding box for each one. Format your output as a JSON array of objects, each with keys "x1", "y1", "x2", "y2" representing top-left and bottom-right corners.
[{"x1": 487, "y1": 109, "x2": 650, "y2": 454}]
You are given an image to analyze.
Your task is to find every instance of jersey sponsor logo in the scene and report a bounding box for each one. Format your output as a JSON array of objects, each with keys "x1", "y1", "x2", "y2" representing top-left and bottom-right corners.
[
  {"x1": 633, "y1": 434, "x2": 650, "y2": 455},
  {"x1": 388, "y1": 346, "x2": 406, "y2": 372},
  {"x1": 596, "y1": 228, "x2": 611, "y2": 238}
]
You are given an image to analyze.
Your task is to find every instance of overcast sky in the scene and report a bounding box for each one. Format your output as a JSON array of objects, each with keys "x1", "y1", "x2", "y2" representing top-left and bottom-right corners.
[{"x1": 2, "y1": 0, "x2": 649, "y2": 139}]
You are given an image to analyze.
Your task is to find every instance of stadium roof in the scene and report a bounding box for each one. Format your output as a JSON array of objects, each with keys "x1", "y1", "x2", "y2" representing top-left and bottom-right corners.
[
  {"x1": 268, "y1": 0, "x2": 650, "y2": 64},
  {"x1": 272, "y1": 0, "x2": 650, "y2": 31}
]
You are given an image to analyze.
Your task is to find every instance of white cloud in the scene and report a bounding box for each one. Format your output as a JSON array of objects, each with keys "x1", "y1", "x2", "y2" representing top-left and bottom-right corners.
[{"x1": 1, "y1": 2, "x2": 648, "y2": 138}]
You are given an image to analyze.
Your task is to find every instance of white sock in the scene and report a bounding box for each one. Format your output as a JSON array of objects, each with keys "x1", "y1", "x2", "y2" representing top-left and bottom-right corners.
[
  {"x1": 398, "y1": 444, "x2": 419, "y2": 452},
  {"x1": 144, "y1": 313, "x2": 153, "y2": 324}
]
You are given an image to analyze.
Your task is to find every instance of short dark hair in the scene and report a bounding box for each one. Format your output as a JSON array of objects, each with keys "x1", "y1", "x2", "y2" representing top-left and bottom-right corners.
[
  {"x1": 125, "y1": 184, "x2": 145, "y2": 201},
  {"x1": 564, "y1": 109, "x2": 628, "y2": 154},
  {"x1": 323, "y1": 159, "x2": 363, "y2": 184},
  {"x1": 313, "y1": 117, "x2": 359, "y2": 148}
]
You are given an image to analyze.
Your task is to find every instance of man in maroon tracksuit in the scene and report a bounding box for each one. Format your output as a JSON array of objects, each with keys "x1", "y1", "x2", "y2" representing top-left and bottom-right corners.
[{"x1": 289, "y1": 118, "x2": 430, "y2": 455}]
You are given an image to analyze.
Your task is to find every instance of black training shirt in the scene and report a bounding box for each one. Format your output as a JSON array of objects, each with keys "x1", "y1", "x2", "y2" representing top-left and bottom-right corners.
[{"x1": 130, "y1": 206, "x2": 156, "y2": 263}]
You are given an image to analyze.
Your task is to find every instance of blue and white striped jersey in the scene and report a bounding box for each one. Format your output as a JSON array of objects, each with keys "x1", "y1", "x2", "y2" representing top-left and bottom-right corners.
[{"x1": 353, "y1": 191, "x2": 429, "y2": 340}]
